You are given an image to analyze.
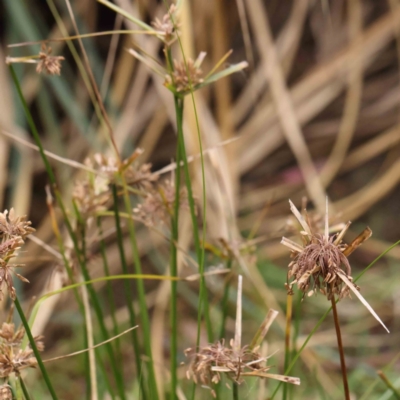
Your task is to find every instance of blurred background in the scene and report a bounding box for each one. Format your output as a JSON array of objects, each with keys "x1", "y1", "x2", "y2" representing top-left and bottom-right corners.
[{"x1": 1, "y1": 0, "x2": 400, "y2": 398}]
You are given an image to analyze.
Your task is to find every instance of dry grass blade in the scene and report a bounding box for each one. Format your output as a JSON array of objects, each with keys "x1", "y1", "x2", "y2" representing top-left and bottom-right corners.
[
  {"x1": 241, "y1": 371, "x2": 300, "y2": 385},
  {"x1": 245, "y1": 0, "x2": 326, "y2": 212},
  {"x1": 337, "y1": 271, "x2": 389, "y2": 333}
]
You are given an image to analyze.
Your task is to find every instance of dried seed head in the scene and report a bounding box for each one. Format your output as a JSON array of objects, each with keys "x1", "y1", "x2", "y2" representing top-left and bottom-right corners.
[
  {"x1": 0, "y1": 209, "x2": 33, "y2": 299},
  {"x1": 170, "y1": 55, "x2": 204, "y2": 92},
  {"x1": 36, "y1": 44, "x2": 65, "y2": 75},
  {"x1": 152, "y1": 4, "x2": 180, "y2": 44},
  {"x1": 282, "y1": 200, "x2": 360, "y2": 300},
  {"x1": 134, "y1": 179, "x2": 189, "y2": 226},
  {"x1": 73, "y1": 152, "x2": 158, "y2": 218},
  {"x1": 0, "y1": 384, "x2": 12, "y2": 400},
  {"x1": 287, "y1": 233, "x2": 357, "y2": 300},
  {"x1": 0, "y1": 322, "x2": 44, "y2": 378},
  {"x1": 0, "y1": 209, "x2": 35, "y2": 240}
]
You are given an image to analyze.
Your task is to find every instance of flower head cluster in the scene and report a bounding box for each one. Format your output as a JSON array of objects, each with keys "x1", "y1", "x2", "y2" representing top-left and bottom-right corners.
[
  {"x1": 0, "y1": 322, "x2": 44, "y2": 378},
  {"x1": 281, "y1": 199, "x2": 389, "y2": 332},
  {"x1": 170, "y1": 56, "x2": 204, "y2": 93},
  {"x1": 281, "y1": 200, "x2": 365, "y2": 300},
  {"x1": 36, "y1": 44, "x2": 65, "y2": 75},
  {"x1": 73, "y1": 151, "x2": 158, "y2": 218},
  {"x1": 0, "y1": 384, "x2": 12, "y2": 400},
  {"x1": 152, "y1": 4, "x2": 180, "y2": 44},
  {"x1": 0, "y1": 209, "x2": 34, "y2": 300},
  {"x1": 134, "y1": 179, "x2": 188, "y2": 226},
  {"x1": 186, "y1": 340, "x2": 266, "y2": 390},
  {"x1": 186, "y1": 277, "x2": 300, "y2": 397}
]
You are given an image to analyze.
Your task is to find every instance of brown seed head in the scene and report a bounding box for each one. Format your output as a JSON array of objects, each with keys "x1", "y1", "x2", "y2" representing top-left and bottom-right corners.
[
  {"x1": 171, "y1": 57, "x2": 204, "y2": 92},
  {"x1": 36, "y1": 44, "x2": 65, "y2": 75},
  {"x1": 152, "y1": 4, "x2": 180, "y2": 44},
  {"x1": 0, "y1": 384, "x2": 12, "y2": 400},
  {"x1": 134, "y1": 179, "x2": 188, "y2": 226}
]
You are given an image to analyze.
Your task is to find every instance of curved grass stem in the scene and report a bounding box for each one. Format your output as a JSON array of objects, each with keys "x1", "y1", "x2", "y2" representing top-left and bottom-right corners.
[
  {"x1": 282, "y1": 294, "x2": 293, "y2": 400},
  {"x1": 14, "y1": 297, "x2": 58, "y2": 400},
  {"x1": 119, "y1": 176, "x2": 159, "y2": 400}
]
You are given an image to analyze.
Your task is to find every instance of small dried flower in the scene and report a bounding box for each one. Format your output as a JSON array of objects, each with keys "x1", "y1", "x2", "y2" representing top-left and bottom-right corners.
[
  {"x1": 0, "y1": 209, "x2": 33, "y2": 299},
  {"x1": 0, "y1": 384, "x2": 12, "y2": 400},
  {"x1": 281, "y1": 199, "x2": 389, "y2": 332},
  {"x1": 73, "y1": 151, "x2": 158, "y2": 218},
  {"x1": 89, "y1": 152, "x2": 158, "y2": 191},
  {"x1": 0, "y1": 209, "x2": 35, "y2": 240},
  {"x1": 152, "y1": 4, "x2": 180, "y2": 44},
  {"x1": 0, "y1": 323, "x2": 25, "y2": 347},
  {"x1": 36, "y1": 44, "x2": 65, "y2": 75},
  {"x1": 186, "y1": 277, "x2": 300, "y2": 396},
  {"x1": 169, "y1": 53, "x2": 205, "y2": 92},
  {"x1": 134, "y1": 179, "x2": 188, "y2": 226},
  {"x1": 0, "y1": 322, "x2": 44, "y2": 378}
]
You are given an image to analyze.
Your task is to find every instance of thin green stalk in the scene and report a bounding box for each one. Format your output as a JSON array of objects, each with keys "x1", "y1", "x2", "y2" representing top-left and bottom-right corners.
[
  {"x1": 97, "y1": 216, "x2": 121, "y2": 352},
  {"x1": 173, "y1": 37, "x2": 211, "y2": 344},
  {"x1": 270, "y1": 305, "x2": 332, "y2": 399},
  {"x1": 10, "y1": 50, "x2": 123, "y2": 400},
  {"x1": 111, "y1": 185, "x2": 146, "y2": 398},
  {"x1": 377, "y1": 371, "x2": 400, "y2": 400},
  {"x1": 73, "y1": 209, "x2": 124, "y2": 400},
  {"x1": 170, "y1": 99, "x2": 183, "y2": 399},
  {"x1": 9, "y1": 65, "x2": 56, "y2": 186},
  {"x1": 174, "y1": 97, "x2": 212, "y2": 342},
  {"x1": 119, "y1": 177, "x2": 159, "y2": 400},
  {"x1": 14, "y1": 297, "x2": 58, "y2": 400},
  {"x1": 73, "y1": 209, "x2": 97, "y2": 400},
  {"x1": 233, "y1": 382, "x2": 239, "y2": 400},
  {"x1": 331, "y1": 295, "x2": 350, "y2": 400},
  {"x1": 283, "y1": 294, "x2": 293, "y2": 400},
  {"x1": 19, "y1": 375, "x2": 32, "y2": 400}
]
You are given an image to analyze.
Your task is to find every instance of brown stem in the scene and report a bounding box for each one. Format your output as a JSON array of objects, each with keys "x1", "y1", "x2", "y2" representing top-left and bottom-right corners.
[{"x1": 331, "y1": 295, "x2": 350, "y2": 400}]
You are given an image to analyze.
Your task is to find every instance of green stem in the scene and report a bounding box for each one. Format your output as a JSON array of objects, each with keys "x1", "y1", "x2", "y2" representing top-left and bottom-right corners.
[
  {"x1": 111, "y1": 185, "x2": 145, "y2": 398},
  {"x1": 270, "y1": 305, "x2": 332, "y2": 399},
  {"x1": 97, "y1": 217, "x2": 121, "y2": 353},
  {"x1": 233, "y1": 382, "x2": 239, "y2": 400},
  {"x1": 377, "y1": 371, "x2": 400, "y2": 399},
  {"x1": 219, "y1": 260, "x2": 233, "y2": 339},
  {"x1": 174, "y1": 97, "x2": 212, "y2": 343},
  {"x1": 10, "y1": 65, "x2": 122, "y2": 397},
  {"x1": 14, "y1": 297, "x2": 58, "y2": 400},
  {"x1": 9, "y1": 65, "x2": 56, "y2": 185},
  {"x1": 120, "y1": 177, "x2": 159, "y2": 400},
  {"x1": 72, "y1": 209, "x2": 123, "y2": 400},
  {"x1": 19, "y1": 375, "x2": 32, "y2": 400},
  {"x1": 282, "y1": 294, "x2": 293, "y2": 400},
  {"x1": 170, "y1": 98, "x2": 183, "y2": 400}
]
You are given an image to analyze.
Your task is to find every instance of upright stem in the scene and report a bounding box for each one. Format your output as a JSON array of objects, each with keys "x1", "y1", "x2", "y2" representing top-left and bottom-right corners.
[
  {"x1": 14, "y1": 297, "x2": 58, "y2": 400},
  {"x1": 233, "y1": 382, "x2": 239, "y2": 400},
  {"x1": 170, "y1": 96, "x2": 183, "y2": 399},
  {"x1": 120, "y1": 177, "x2": 159, "y2": 400},
  {"x1": 111, "y1": 185, "x2": 145, "y2": 398},
  {"x1": 19, "y1": 375, "x2": 32, "y2": 400},
  {"x1": 283, "y1": 294, "x2": 293, "y2": 400},
  {"x1": 331, "y1": 295, "x2": 350, "y2": 400}
]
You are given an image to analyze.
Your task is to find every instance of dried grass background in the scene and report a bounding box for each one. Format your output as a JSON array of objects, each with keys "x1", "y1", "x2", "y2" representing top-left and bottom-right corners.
[{"x1": 1, "y1": 0, "x2": 400, "y2": 398}]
